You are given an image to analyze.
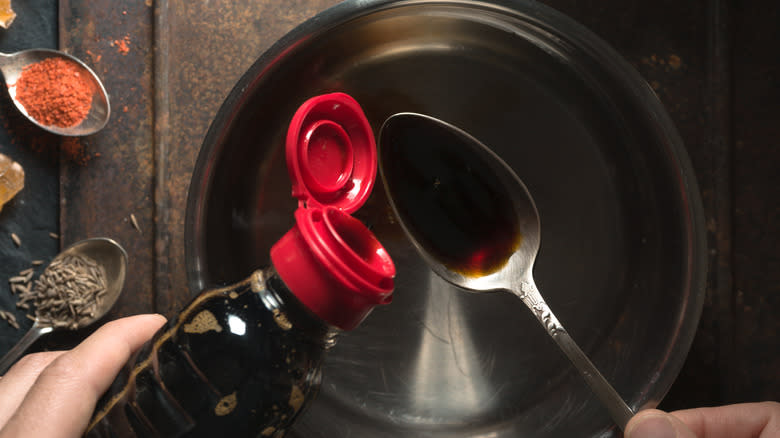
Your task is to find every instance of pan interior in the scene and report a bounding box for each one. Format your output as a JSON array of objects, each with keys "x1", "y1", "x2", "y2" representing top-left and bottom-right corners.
[{"x1": 187, "y1": 3, "x2": 703, "y2": 437}]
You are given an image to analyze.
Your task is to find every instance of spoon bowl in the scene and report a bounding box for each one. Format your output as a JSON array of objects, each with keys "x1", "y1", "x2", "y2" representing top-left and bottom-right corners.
[
  {"x1": 0, "y1": 237, "x2": 127, "y2": 374},
  {"x1": 0, "y1": 49, "x2": 110, "y2": 136},
  {"x1": 379, "y1": 113, "x2": 635, "y2": 430}
]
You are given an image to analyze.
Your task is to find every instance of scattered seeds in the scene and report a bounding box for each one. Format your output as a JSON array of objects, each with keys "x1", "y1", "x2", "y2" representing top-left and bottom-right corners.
[
  {"x1": 130, "y1": 213, "x2": 141, "y2": 233},
  {"x1": 49, "y1": 232, "x2": 59, "y2": 239},
  {"x1": 31, "y1": 260, "x2": 44, "y2": 266},
  {"x1": 0, "y1": 310, "x2": 19, "y2": 329},
  {"x1": 10, "y1": 232, "x2": 20, "y2": 247},
  {"x1": 8, "y1": 275, "x2": 26, "y2": 284}
]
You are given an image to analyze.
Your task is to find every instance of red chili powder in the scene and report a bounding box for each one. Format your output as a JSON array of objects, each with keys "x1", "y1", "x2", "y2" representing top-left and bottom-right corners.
[
  {"x1": 14, "y1": 57, "x2": 94, "y2": 128},
  {"x1": 61, "y1": 137, "x2": 92, "y2": 165},
  {"x1": 114, "y1": 36, "x2": 130, "y2": 55}
]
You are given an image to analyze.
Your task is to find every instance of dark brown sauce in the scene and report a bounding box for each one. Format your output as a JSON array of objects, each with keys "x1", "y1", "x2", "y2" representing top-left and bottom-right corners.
[{"x1": 380, "y1": 115, "x2": 522, "y2": 277}]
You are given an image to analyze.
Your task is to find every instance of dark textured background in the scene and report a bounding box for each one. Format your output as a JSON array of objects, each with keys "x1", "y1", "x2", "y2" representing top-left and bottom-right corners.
[
  {"x1": 0, "y1": 0, "x2": 60, "y2": 354},
  {"x1": 0, "y1": 0, "x2": 776, "y2": 418}
]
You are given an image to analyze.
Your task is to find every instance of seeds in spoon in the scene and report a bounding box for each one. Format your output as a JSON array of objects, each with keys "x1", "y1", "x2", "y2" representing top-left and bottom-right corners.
[{"x1": 17, "y1": 253, "x2": 107, "y2": 330}]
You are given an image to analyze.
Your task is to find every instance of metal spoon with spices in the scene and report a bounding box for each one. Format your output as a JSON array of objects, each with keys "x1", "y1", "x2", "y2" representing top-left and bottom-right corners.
[
  {"x1": 0, "y1": 238, "x2": 127, "y2": 374},
  {"x1": 0, "y1": 48, "x2": 110, "y2": 136}
]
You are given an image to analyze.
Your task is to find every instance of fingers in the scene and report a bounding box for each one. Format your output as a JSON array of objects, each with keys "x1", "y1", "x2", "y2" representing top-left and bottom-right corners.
[
  {"x1": 626, "y1": 409, "x2": 698, "y2": 438},
  {"x1": 0, "y1": 351, "x2": 65, "y2": 427},
  {"x1": 672, "y1": 401, "x2": 780, "y2": 438},
  {"x1": 627, "y1": 402, "x2": 780, "y2": 438},
  {"x1": 0, "y1": 314, "x2": 166, "y2": 438}
]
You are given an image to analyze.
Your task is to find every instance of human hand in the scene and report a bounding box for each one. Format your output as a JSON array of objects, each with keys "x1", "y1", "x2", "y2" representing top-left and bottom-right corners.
[
  {"x1": 0, "y1": 314, "x2": 166, "y2": 438},
  {"x1": 626, "y1": 402, "x2": 780, "y2": 438}
]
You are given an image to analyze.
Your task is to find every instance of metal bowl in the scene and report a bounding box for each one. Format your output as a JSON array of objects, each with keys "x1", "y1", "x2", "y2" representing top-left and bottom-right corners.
[{"x1": 184, "y1": 1, "x2": 706, "y2": 436}]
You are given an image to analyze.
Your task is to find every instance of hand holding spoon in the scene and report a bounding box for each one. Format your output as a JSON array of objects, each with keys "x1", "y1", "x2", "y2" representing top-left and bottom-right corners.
[
  {"x1": 378, "y1": 113, "x2": 634, "y2": 430},
  {"x1": 0, "y1": 237, "x2": 127, "y2": 374},
  {"x1": 0, "y1": 48, "x2": 110, "y2": 136}
]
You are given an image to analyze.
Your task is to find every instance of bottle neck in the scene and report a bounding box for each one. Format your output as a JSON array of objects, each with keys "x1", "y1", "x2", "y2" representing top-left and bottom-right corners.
[{"x1": 262, "y1": 267, "x2": 340, "y2": 348}]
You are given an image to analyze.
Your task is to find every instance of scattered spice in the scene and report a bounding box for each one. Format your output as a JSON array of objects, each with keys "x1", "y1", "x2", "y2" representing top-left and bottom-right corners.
[
  {"x1": 62, "y1": 137, "x2": 93, "y2": 166},
  {"x1": 8, "y1": 266, "x2": 33, "y2": 297},
  {"x1": 4, "y1": 264, "x2": 38, "y2": 328},
  {"x1": 0, "y1": 310, "x2": 19, "y2": 329},
  {"x1": 10, "y1": 232, "x2": 20, "y2": 247},
  {"x1": 667, "y1": 54, "x2": 682, "y2": 70},
  {"x1": 14, "y1": 57, "x2": 94, "y2": 128},
  {"x1": 639, "y1": 53, "x2": 684, "y2": 72},
  {"x1": 8, "y1": 275, "x2": 26, "y2": 285},
  {"x1": 130, "y1": 213, "x2": 141, "y2": 233},
  {"x1": 113, "y1": 36, "x2": 130, "y2": 55},
  {"x1": 0, "y1": 153, "x2": 24, "y2": 212},
  {"x1": 19, "y1": 268, "x2": 33, "y2": 277},
  {"x1": 85, "y1": 49, "x2": 102, "y2": 64},
  {"x1": 16, "y1": 253, "x2": 107, "y2": 329}
]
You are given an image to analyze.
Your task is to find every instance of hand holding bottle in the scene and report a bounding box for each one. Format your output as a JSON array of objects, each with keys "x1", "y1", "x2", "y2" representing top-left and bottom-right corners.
[{"x1": 0, "y1": 314, "x2": 166, "y2": 438}]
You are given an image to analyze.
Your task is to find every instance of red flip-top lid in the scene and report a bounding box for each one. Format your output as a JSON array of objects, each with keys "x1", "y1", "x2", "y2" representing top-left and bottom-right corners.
[
  {"x1": 285, "y1": 92, "x2": 376, "y2": 214},
  {"x1": 270, "y1": 93, "x2": 395, "y2": 331}
]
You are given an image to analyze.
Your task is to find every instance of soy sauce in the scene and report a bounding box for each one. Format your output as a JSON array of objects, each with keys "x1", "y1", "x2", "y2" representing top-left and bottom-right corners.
[
  {"x1": 85, "y1": 269, "x2": 333, "y2": 438},
  {"x1": 379, "y1": 114, "x2": 522, "y2": 277}
]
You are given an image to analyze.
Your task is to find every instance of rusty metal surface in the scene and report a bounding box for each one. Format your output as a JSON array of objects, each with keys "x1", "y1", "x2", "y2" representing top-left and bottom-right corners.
[
  {"x1": 59, "y1": 1, "x2": 156, "y2": 321},
  {"x1": 51, "y1": 0, "x2": 777, "y2": 413}
]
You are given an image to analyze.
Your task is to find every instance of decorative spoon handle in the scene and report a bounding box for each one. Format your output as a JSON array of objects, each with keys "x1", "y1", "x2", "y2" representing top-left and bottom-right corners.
[
  {"x1": 514, "y1": 281, "x2": 634, "y2": 431},
  {"x1": 0, "y1": 321, "x2": 54, "y2": 374}
]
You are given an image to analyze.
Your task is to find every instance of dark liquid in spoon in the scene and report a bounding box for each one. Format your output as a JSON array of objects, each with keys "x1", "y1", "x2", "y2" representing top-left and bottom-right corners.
[{"x1": 380, "y1": 115, "x2": 522, "y2": 277}]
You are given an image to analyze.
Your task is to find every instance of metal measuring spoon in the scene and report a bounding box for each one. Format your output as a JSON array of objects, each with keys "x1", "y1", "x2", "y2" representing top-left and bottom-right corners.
[
  {"x1": 0, "y1": 237, "x2": 127, "y2": 374},
  {"x1": 0, "y1": 48, "x2": 110, "y2": 136},
  {"x1": 378, "y1": 113, "x2": 634, "y2": 431}
]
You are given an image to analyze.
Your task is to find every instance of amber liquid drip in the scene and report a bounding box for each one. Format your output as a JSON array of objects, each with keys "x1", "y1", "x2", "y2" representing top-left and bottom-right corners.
[{"x1": 381, "y1": 117, "x2": 521, "y2": 277}]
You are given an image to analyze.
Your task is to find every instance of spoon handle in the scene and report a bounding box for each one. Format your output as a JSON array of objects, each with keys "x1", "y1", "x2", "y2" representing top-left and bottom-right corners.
[
  {"x1": 0, "y1": 322, "x2": 54, "y2": 375},
  {"x1": 513, "y1": 281, "x2": 634, "y2": 431}
]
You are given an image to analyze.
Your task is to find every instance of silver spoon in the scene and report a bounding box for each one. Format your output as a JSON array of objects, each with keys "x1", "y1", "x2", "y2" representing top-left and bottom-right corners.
[
  {"x1": 0, "y1": 238, "x2": 127, "y2": 374},
  {"x1": 0, "y1": 49, "x2": 110, "y2": 136},
  {"x1": 378, "y1": 113, "x2": 634, "y2": 431}
]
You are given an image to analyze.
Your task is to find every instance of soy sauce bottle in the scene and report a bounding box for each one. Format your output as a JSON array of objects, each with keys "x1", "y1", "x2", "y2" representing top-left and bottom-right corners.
[{"x1": 85, "y1": 93, "x2": 395, "y2": 438}]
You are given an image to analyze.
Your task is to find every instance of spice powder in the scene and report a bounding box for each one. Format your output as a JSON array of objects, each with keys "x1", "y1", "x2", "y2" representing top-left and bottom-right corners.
[{"x1": 14, "y1": 57, "x2": 94, "y2": 128}]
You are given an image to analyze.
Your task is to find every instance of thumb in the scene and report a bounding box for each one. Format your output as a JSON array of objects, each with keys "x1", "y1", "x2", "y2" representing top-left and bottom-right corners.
[{"x1": 626, "y1": 409, "x2": 698, "y2": 438}]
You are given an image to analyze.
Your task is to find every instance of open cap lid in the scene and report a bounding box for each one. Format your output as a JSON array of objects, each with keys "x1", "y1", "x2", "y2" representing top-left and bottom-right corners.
[
  {"x1": 271, "y1": 93, "x2": 395, "y2": 331},
  {"x1": 285, "y1": 92, "x2": 376, "y2": 214}
]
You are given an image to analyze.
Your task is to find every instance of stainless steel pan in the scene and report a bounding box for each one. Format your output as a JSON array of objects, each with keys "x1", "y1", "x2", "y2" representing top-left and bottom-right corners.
[{"x1": 185, "y1": 1, "x2": 706, "y2": 436}]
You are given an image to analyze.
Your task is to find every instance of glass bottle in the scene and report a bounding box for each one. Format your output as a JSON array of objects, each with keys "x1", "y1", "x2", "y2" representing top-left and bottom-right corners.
[{"x1": 84, "y1": 93, "x2": 395, "y2": 438}]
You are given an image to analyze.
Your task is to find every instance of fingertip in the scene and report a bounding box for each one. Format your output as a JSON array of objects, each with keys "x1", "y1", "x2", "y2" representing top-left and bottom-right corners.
[{"x1": 626, "y1": 409, "x2": 697, "y2": 438}]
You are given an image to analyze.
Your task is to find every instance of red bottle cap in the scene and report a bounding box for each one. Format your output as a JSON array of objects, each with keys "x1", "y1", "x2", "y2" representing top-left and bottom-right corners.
[{"x1": 270, "y1": 93, "x2": 395, "y2": 330}]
